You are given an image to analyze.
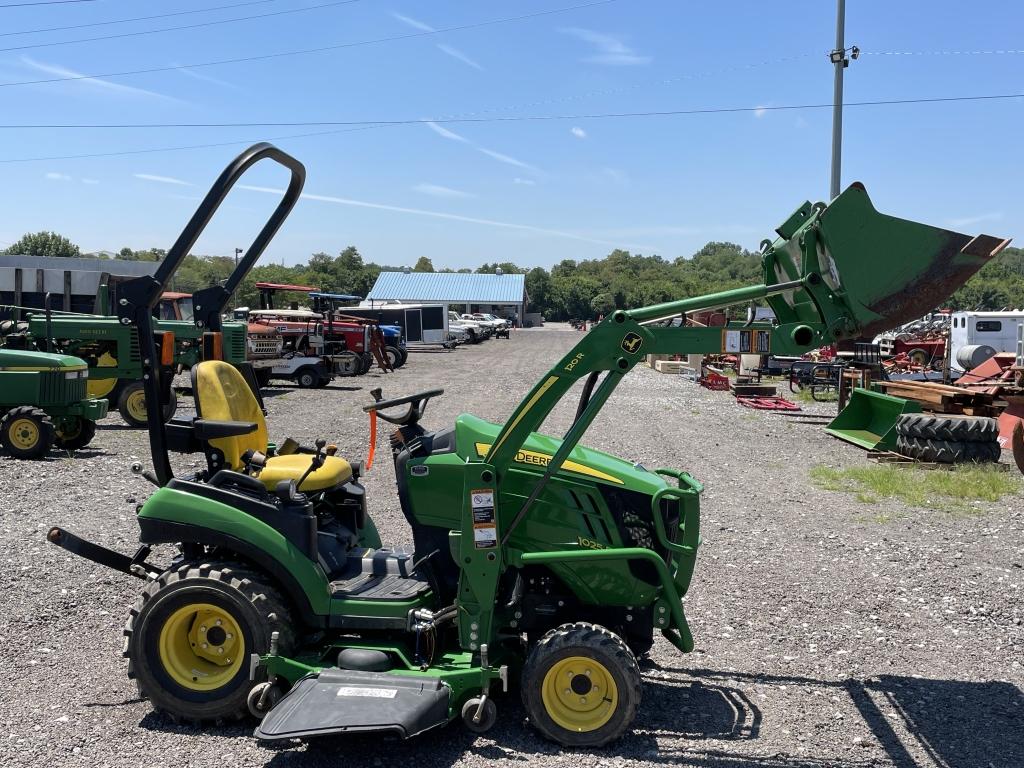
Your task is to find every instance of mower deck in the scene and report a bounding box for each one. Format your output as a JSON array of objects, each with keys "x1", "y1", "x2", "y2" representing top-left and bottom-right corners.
[{"x1": 255, "y1": 668, "x2": 450, "y2": 740}]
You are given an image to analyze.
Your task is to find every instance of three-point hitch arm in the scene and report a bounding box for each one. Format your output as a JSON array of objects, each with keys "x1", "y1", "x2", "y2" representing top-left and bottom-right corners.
[{"x1": 487, "y1": 183, "x2": 1009, "y2": 538}]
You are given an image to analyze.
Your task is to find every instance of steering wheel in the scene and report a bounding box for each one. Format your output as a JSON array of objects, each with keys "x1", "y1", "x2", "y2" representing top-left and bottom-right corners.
[{"x1": 363, "y1": 387, "x2": 444, "y2": 426}]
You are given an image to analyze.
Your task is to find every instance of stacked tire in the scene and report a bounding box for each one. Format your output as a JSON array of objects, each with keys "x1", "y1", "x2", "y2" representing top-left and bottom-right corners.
[{"x1": 895, "y1": 414, "x2": 1001, "y2": 463}]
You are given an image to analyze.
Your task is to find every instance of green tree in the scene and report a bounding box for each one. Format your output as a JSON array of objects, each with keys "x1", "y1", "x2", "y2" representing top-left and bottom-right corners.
[
  {"x1": 413, "y1": 256, "x2": 435, "y2": 273},
  {"x1": 590, "y1": 293, "x2": 615, "y2": 317},
  {"x1": 4, "y1": 231, "x2": 80, "y2": 258}
]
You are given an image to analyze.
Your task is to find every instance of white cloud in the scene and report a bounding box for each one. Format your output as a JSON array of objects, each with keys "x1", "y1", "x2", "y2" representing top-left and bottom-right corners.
[
  {"x1": 238, "y1": 184, "x2": 637, "y2": 248},
  {"x1": 513, "y1": 177, "x2": 536, "y2": 186},
  {"x1": 424, "y1": 120, "x2": 469, "y2": 143},
  {"x1": 21, "y1": 56, "x2": 180, "y2": 101},
  {"x1": 562, "y1": 27, "x2": 651, "y2": 66},
  {"x1": 390, "y1": 11, "x2": 435, "y2": 32},
  {"x1": 753, "y1": 106, "x2": 768, "y2": 118},
  {"x1": 425, "y1": 121, "x2": 541, "y2": 174},
  {"x1": 45, "y1": 171, "x2": 71, "y2": 181},
  {"x1": 570, "y1": 126, "x2": 587, "y2": 139},
  {"x1": 81, "y1": 178, "x2": 99, "y2": 185},
  {"x1": 172, "y1": 62, "x2": 236, "y2": 89},
  {"x1": 413, "y1": 182, "x2": 475, "y2": 199},
  {"x1": 135, "y1": 173, "x2": 193, "y2": 186},
  {"x1": 436, "y1": 43, "x2": 483, "y2": 71},
  {"x1": 948, "y1": 212, "x2": 1003, "y2": 228},
  {"x1": 477, "y1": 147, "x2": 537, "y2": 171}
]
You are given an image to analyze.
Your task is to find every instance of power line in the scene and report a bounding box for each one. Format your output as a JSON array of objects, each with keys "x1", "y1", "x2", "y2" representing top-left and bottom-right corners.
[
  {"x1": 1, "y1": 91, "x2": 1021, "y2": 164},
  {"x1": 864, "y1": 48, "x2": 1024, "y2": 57},
  {"x1": 0, "y1": 0, "x2": 619, "y2": 89},
  {"x1": 0, "y1": 0, "x2": 95, "y2": 6},
  {"x1": 2, "y1": 0, "x2": 279, "y2": 38},
  {"x1": 4, "y1": 91, "x2": 1023, "y2": 130},
  {"x1": 0, "y1": 0, "x2": 361, "y2": 53}
]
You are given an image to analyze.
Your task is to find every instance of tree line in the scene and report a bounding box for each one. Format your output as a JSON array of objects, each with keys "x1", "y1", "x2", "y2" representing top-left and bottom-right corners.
[{"x1": 4, "y1": 231, "x2": 1023, "y2": 321}]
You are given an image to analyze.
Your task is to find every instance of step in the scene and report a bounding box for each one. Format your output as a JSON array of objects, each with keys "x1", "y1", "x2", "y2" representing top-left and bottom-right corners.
[
  {"x1": 330, "y1": 572, "x2": 431, "y2": 601},
  {"x1": 255, "y1": 668, "x2": 450, "y2": 740}
]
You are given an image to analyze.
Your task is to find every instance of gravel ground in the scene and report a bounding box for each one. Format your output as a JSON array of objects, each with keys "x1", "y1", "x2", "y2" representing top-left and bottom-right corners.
[{"x1": 2, "y1": 324, "x2": 1022, "y2": 768}]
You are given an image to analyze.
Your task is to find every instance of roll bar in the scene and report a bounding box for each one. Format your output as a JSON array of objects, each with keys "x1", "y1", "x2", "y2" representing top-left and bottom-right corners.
[{"x1": 117, "y1": 143, "x2": 306, "y2": 485}]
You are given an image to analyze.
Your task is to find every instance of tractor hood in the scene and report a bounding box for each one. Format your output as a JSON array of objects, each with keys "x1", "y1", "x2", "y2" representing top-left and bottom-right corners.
[
  {"x1": 455, "y1": 413, "x2": 668, "y2": 494},
  {"x1": 0, "y1": 348, "x2": 87, "y2": 371}
]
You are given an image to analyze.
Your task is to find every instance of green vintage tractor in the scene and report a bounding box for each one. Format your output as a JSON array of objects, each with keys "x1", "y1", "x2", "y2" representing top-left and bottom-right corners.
[
  {"x1": 0, "y1": 347, "x2": 108, "y2": 458},
  {"x1": 48, "y1": 144, "x2": 1008, "y2": 746}
]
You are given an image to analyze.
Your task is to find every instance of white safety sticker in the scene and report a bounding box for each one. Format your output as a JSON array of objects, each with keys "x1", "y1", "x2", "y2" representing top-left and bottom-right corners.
[
  {"x1": 474, "y1": 525, "x2": 497, "y2": 547},
  {"x1": 335, "y1": 686, "x2": 398, "y2": 699},
  {"x1": 471, "y1": 490, "x2": 494, "y2": 509}
]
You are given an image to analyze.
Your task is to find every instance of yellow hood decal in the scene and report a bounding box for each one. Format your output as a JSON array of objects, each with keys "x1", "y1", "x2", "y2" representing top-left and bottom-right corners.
[{"x1": 475, "y1": 442, "x2": 623, "y2": 485}]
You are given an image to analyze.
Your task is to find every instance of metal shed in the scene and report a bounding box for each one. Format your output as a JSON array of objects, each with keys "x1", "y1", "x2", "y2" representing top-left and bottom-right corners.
[{"x1": 365, "y1": 271, "x2": 528, "y2": 325}]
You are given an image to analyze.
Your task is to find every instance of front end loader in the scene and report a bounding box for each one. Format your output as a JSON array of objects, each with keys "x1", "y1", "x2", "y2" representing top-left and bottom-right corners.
[{"x1": 47, "y1": 144, "x2": 1008, "y2": 747}]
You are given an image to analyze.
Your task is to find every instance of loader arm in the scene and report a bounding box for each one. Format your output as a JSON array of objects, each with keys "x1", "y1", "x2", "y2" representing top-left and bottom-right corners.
[{"x1": 487, "y1": 183, "x2": 1008, "y2": 535}]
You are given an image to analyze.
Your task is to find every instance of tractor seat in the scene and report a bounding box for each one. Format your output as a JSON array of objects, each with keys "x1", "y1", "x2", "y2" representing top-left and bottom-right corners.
[{"x1": 191, "y1": 360, "x2": 351, "y2": 490}]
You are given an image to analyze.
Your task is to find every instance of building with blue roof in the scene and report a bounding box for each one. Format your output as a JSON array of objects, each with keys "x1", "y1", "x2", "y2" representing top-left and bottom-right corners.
[{"x1": 365, "y1": 270, "x2": 529, "y2": 324}]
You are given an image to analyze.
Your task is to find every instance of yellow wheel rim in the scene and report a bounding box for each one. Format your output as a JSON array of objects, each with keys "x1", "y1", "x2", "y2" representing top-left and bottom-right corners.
[
  {"x1": 157, "y1": 603, "x2": 245, "y2": 692},
  {"x1": 87, "y1": 352, "x2": 118, "y2": 399},
  {"x1": 125, "y1": 389, "x2": 148, "y2": 422},
  {"x1": 541, "y1": 655, "x2": 618, "y2": 733},
  {"x1": 8, "y1": 418, "x2": 41, "y2": 450}
]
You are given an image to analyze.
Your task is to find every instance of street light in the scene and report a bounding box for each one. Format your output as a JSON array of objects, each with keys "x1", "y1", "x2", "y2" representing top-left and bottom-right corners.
[{"x1": 234, "y1": 247, "x2": 243, "y2": 267}]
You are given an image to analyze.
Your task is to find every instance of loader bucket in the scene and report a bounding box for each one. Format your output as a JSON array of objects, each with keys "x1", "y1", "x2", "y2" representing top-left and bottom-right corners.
[
  {"x1": 767, "y1": 183, "x2": 1010, "y2": 338},
  {"x1": 825, "y1": 388, "x2": 921, "y2": 451}
]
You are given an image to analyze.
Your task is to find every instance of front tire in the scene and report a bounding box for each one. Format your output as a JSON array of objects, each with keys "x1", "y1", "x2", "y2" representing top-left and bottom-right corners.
[
  {"x1": 295, "y1": 366, "x2": 318, "y2": 388},
  {"x1": 125, "y1": 562, "x2": 294, "y2": 723},
  {"x1": 521, "y1": 622, "x2": 640, "y2": 747},
  {"x1": 0, "y1": 406, "x2": 55, "y2": 459}
]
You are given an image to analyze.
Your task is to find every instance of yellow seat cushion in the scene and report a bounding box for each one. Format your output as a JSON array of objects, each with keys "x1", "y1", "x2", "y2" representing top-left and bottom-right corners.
[{"x1": 258, "y1": 454, "x2": 352, "y2": 492}]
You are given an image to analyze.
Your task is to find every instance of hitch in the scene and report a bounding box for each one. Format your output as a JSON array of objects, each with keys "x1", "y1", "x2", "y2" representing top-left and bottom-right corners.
[{"x1": 46, "y1": 527, "x2": 159, "y2": 579}]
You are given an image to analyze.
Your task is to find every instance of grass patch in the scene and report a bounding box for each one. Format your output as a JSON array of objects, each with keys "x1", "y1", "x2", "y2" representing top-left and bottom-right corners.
[
  {"x1": 791, "y1": 386, "x2": 838, "y2": 404},
  {"x1": 809, "y1": 464, "x2": 1020, "y2": 511}
]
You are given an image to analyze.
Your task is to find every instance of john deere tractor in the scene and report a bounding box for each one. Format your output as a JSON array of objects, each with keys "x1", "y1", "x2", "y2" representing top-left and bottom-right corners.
[
  {"x1": 48, "y1": 144, "x2": 1008, "y2": 746},
  {"x1": 0, "y1": 347, "x2": 108, "y2": 458}
]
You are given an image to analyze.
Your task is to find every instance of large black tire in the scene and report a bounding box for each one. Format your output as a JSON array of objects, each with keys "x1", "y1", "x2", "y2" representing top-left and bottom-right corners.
[
  {"x1": 896, "y1": 435, "x2": 1000, "y2": 463},
  {"x1": 125, "y1": 561, "x2": 295, "y2": 724},
  {"x1": 0, "y1": 406, "x2": 55, "y2": 459},
  {"x1": 295, "y1": 366, "x2": 319, "y2": 389},
  {"x1": 521, "y1": 622, "x2": 641, "y2": 747},
  {"x1": 118, "y1": 381, "x2": 177, "y2": 428},
  {"x1": 896, "y1": 414, "x2": 998, "y2": 443},
  {"x1": 384, "y1": 345, "x2": 404, "y2": 369},
  {"x1": 54, "y1": 417, "x2": 97, "y2": 450}
]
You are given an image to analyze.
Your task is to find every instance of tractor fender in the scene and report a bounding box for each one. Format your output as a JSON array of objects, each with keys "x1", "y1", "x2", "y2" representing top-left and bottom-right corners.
[{"x1": 136, "y1": 486, "x2": 331, "y2": 626}]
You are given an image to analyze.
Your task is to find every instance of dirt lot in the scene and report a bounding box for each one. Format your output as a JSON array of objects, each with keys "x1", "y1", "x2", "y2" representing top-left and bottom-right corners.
[{"x1": 1, "y1": 325, "x2": 1022, "y2": 768}]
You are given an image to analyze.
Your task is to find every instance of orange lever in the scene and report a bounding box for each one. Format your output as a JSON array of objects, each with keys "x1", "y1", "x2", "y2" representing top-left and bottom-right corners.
[{"x1": 366, "y1": 410, "x2": 377, "y2": 471}]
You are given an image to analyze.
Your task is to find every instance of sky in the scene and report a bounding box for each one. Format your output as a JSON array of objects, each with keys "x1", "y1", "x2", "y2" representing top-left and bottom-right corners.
[{"x1": 0, "y1": 0, "x2": 1020, "y2": 270}]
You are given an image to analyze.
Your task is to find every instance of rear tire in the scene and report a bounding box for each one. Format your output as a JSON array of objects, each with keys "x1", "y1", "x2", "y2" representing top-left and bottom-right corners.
[
  {"x1": 54, "y1": 417, "x2": 97, "y2": 450},
  {"x1": 125, "y1": 561, "x2": 295, "y2": 724},
  {"x1": 118, "y1": 381, "x2": 177, "y2": 427},
  {"x1": 521, "y1": 622, "x2": 640, "y2": 747},
  {"x1": 896, "y1": 414, "x2": 998, "y2": 443},
  {"x1": 0, "y1": 406, "x2": 55, "y2": 459},
  {"x1": 896, "y1": 435, "x2": 1000, "y2": 463}
]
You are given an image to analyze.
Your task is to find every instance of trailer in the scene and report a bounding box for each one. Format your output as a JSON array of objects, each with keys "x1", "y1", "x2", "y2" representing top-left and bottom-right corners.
[
  {"x1": 950, "y1": 310, "x2": 1024, "y2": 371},
  {"x1": 343, "y1": 302, "x2": 449, "y2": 346}
]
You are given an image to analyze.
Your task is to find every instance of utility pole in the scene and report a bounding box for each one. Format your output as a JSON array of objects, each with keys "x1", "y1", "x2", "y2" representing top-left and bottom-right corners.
[
  {"x1": 234, "y1": 247, "x2": 243, "y2": 268},
  {"x1": 829, "y1": 0, "x2": 858, "y2": 199}
]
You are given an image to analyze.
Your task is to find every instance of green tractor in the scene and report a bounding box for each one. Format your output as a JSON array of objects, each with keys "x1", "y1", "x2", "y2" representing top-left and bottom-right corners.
[
  {"x1": 0, "y1": 347, "x2": 108, "y2": 458},
  {"x1": 1, "y1": 276, "x2": 248, "y2": 428},
  {"x1": 48, "y1": 144, "x2": 1008, "y2": 745}
]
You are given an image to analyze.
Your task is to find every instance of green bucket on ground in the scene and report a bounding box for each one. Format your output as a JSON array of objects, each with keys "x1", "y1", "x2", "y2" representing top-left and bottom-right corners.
[{"x1": 825, "y1": 388, "x2": 922, "y2": 451}]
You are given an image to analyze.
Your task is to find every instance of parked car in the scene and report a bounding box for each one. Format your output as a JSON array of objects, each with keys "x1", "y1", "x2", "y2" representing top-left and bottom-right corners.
[
  {"x1": 466, "y1": 313, "x2": 506, "y2": 331},
  {"x1": 449, "y1": 311, "x2": 488, "y2": 343}
]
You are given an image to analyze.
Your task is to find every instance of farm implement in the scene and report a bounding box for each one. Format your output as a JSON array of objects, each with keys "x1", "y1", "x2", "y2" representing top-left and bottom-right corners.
[{"x1": 47, "y1": 144, "x2": 1007, "y2": 747}]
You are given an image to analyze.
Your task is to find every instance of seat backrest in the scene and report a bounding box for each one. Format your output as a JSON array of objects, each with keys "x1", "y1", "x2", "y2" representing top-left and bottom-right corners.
[{"x1": 191, "y1": 360, "x2": 268, "y2": 470}]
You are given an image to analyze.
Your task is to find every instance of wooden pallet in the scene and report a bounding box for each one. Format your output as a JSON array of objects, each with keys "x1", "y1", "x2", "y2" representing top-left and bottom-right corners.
[{"x1": 875, "y1": 379, "x2": 1002, "y2": 417}]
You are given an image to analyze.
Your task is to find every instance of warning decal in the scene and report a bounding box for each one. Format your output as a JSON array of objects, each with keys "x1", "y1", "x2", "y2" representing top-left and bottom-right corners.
[
  {"x1": 470, "y1": 488, "x2": 497, "y2": 549},
  {"x1": 722, "y1": 329, "x2": 771, "y2": 355}
]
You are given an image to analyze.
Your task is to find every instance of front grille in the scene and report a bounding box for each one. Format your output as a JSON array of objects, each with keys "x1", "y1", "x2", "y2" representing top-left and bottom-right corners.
[
  {"x1": 223, "y1": 324, "x2": 247, "y2": 363},
  {"x1": 248, "y1": 337, "x2": 282, "y2": 357},
  {"x1": 38, "y1": 372, "x2": 86, "y2": 405}
]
